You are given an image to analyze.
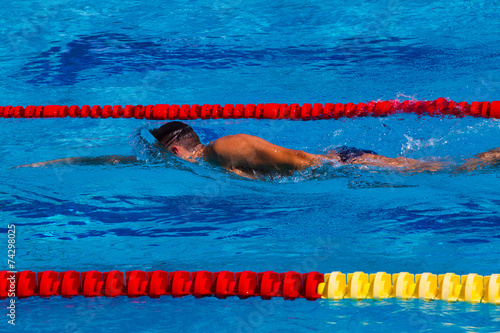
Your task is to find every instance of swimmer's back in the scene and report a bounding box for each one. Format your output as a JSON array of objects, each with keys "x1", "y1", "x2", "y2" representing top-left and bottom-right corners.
[{"x1": 205, "y1": 134, "x2": 318, "y2": 172}]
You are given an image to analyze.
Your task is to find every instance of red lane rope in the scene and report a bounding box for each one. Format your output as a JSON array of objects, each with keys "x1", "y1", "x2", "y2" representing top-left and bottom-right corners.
[
  {"x1": 1, "y1": 99, "x2": 499, "y2": 119},
  {"x1": 0, "y1": 270, "x2": 323, "y2": 300}
]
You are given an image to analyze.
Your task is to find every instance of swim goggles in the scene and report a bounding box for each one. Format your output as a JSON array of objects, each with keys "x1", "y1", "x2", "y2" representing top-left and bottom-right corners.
[{"x1": 163, "y1": 126, "x2": 188, "y2": 148}]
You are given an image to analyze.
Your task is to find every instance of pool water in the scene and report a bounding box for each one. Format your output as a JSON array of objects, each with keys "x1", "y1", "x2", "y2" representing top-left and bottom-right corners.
[{"x1": 1, "y1": 0, "x2": 500, "y2": 332}]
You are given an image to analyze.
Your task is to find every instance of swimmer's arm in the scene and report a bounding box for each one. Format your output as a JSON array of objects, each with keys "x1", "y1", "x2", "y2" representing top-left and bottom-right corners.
[
  {"x1": 349, "y1": 147, "x2": 500, "y2": 172},
  {"x1": 225, "y1": 167, "x2": 258, "y2": 179},
  {"x1": 350, "y1": 154, "x2": 444, "y2": 172},
  {"x1": 457, "y1": 147, "x2": 500, "y2": 171},
  {"x1": 14, "y1": 155, "x2": 139, "y2": 168}
]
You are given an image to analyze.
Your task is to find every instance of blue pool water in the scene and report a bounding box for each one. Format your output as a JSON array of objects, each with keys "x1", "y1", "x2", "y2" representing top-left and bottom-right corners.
[{"x1": 1, "y1": 0, "x2": 500, "y2": 332}]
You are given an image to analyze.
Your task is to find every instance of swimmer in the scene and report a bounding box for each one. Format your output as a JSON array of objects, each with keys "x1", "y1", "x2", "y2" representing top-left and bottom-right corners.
[{"x1": 15, "y1": 121, "x2": 500, "y2": 178}]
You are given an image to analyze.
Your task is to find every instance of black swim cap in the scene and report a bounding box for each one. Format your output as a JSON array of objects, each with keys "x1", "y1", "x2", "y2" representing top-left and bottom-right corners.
[{"x1": 150, "y1": 121, "x2": 196, "y2": 148}]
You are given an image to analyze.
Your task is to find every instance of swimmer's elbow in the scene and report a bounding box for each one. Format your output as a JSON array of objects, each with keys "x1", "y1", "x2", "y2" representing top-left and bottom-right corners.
[{"x1": 290, "y1": 151, "x2": 317, "y2": 169}]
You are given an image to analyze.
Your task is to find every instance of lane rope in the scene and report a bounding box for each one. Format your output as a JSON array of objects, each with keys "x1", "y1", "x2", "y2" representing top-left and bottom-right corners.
[
  {"x1": 1, "y1": 270, "x2": 499, "y2": 304},
  {"x1": 1, "y1": 99, "x2": 499, "y2": 119}
]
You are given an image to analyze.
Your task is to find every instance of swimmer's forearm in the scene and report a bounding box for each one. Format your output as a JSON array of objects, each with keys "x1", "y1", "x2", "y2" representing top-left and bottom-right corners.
[
  {"x1": 352, "y1": 154, "x2": 443, "y2": 172},
  {"x1": 15, "y1": 157, "x2": 80, "y2": 168},
  {"x1": 15, "y1": 155, "x2": 138, "y2": 168},
  {"x1": 458, "y1": 147, "x2": 500, "y2": 171}
]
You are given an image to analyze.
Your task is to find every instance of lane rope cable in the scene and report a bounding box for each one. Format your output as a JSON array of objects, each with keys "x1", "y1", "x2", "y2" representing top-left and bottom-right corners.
[
  {"x1": 1, "y1": 98, "x2": 499, "y2": 120},
  {"x1": 1, "y1": 270, "x2": 499, "y2": 304}
]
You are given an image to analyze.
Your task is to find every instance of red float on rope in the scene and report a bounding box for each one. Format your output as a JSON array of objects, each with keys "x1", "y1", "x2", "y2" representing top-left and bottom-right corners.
[
  {"x1": 303, "y1": 272, "x2": 324, "y2": 300},
  {"x1": 259, "y1": 271, "x2": 280, "y2": 300},
  {"x1": 16, "y1": 271, "x2": 37, "y2": 298},
  {"x1": 3, "y1": 106, "x2": 14, "y2": 118},
  {"x1": 112, "y1": 105, "x2": 123, "y2": 118},
  {"x1": 491, "y1": 101, "x2": 500, "y2": 119},
  {"x1": 134, "y1": 105, "x2": 145, "y2": 119},
  {"x1": 69, "y1": 105, "x2": 80, "y2": 117},
  {"x1": 82, "y1": 271, "x2": 104, "y2": 297},
  {"x1": 126, "y1": 270, "x2": 148, "y2": 297},
  {"x1": 13, "y1": 106, "x2": 24, "y2": 118},
  {"x1": 191, "y1": 271, "x2": 213, "y2": 298},
  {"x1": 280, "y1": 271, "x2": 302, "y2": 300},
  {"x1": 0, "y1": 271, "x2": 12, "y2": 298},
  {"x1": 0, "y1": 99, "x2": 498, "y2": 120},
  {"x1": 214, "y1": 271, "x2": 236, "y2": 299},
  {"x1": 90, "y1": 105, "x2": 102, "y2": 118},
  {"x1": 236, "y1": 271, "x2": 258, "y2": 299},
  {"x1": 60, "y1": 270, "x2": 81, "y2": 297},
  {"x1": 38, "y1": 270, "x2": 59, "y2": 297},
  {"x1": 123, "y1": 105, "x2": 134, "y2": 118},
  {"x1": 103, "y1": 270, "x2": 125, "y2": 297},
  {"x1": 147, "y1": 270, "x2": 169, "y2": 298},
  {"x1": 81, "y1": 105, "x2": 91, "y2": 118}
]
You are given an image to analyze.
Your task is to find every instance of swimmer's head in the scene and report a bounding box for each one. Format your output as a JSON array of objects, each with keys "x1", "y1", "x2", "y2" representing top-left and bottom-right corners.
[{"x1": 150, "y1": 121, "x2": 202, "y2": 160}]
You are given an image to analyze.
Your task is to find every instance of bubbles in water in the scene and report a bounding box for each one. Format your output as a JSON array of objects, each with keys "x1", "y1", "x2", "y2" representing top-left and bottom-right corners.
[
  {"x1": 401, "y1": 134, "x2": 445, "y2": 154},
  {"x1": 129, "y1": 125, "x2": 168, "y2": 164}
]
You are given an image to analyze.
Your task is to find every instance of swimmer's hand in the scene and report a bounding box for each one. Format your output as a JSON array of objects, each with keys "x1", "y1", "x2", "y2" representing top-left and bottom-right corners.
[{"x1": 13, "y1": 155, "x2": 139, "y2": 168}]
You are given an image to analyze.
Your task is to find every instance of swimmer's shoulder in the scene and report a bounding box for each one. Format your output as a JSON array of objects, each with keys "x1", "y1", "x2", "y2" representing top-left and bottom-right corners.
[
  {"x1": 213, "y1": 134, "x2": 256, "y2": 144},
  {"x1": 206, "y1": 134, "x2": 261, "y2": 162},
  {"x1": 210, "y1": 134, "x2": 258, "y2": 150}
]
